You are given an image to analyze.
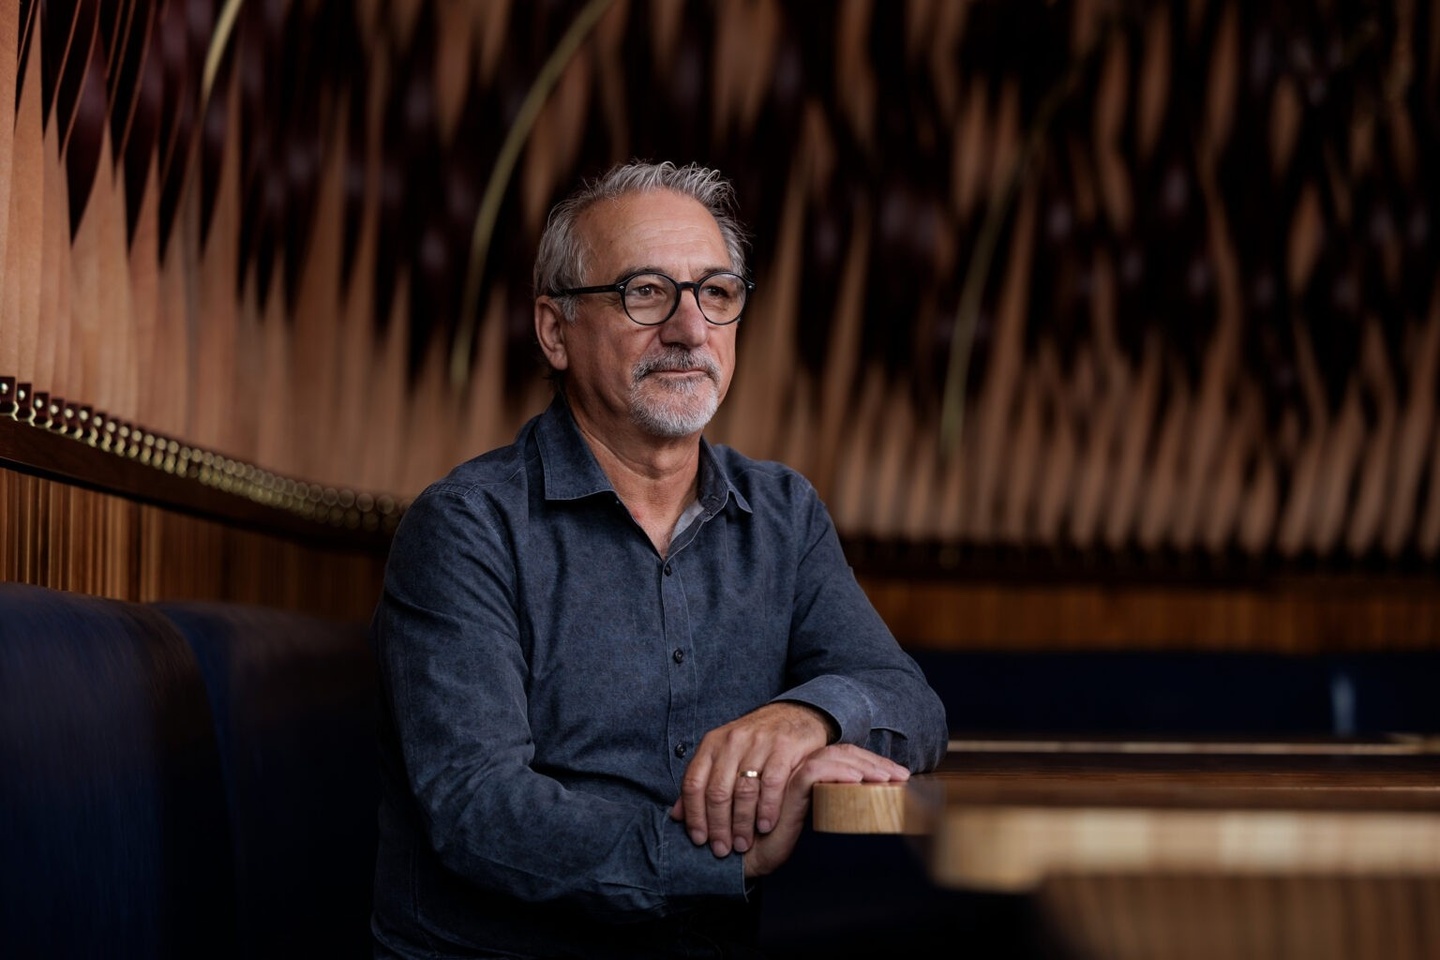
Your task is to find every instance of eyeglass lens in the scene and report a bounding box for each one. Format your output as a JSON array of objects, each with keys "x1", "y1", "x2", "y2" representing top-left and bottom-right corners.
[{"x1": 623, "y1": 273, "x2": 747, "y2": 325}]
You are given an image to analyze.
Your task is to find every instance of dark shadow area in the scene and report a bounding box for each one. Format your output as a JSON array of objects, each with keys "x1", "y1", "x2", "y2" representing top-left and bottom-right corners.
[{"x1": 760, "y1": 829, "x2": 1053, "y2": 959}]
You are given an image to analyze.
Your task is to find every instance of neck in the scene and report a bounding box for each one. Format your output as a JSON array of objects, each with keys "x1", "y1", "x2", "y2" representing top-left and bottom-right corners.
[{"x1": 571, "y1": 412, "x2": 702, "y2": 556}]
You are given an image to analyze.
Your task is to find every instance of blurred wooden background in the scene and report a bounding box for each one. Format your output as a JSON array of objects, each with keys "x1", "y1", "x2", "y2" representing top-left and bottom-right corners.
[{"x1": 1, "y1": 0, "x2": 1436, "y2": 645}]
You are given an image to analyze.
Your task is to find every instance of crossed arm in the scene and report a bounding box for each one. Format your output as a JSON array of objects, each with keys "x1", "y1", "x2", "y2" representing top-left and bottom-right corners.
[{"x1": 668, "y1": 701, "x2": 911, "y2": 878}]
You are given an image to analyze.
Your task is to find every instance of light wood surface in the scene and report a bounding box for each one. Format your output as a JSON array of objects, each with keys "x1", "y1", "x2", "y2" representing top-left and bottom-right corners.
[
  {"x1": 812, "y1": 736, "x2": 1440, "y2": 888},
  {"x1": 813, "y1": 737, "x2": 1440, "y2": 959},
  {"x1": 810, "y1": 780, "x2": 915, "y2": 835},
  {"x1": 917, "y1": 804, "x2": 1440, "y2": 892}
]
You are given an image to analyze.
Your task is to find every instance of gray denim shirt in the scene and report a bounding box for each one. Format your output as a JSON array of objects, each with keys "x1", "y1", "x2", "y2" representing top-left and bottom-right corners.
[{"x1": 370, "y1": 397, "x2": 949, "y2": 957}]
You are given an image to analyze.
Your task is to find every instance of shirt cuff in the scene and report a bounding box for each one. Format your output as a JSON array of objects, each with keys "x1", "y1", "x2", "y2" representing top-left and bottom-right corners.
[
  {"x1": 662, "y1": 814, "x2": 749, "y2": 900},
  {"x1": 771, "y1": 675, "x2": 874, "y2": 746}
]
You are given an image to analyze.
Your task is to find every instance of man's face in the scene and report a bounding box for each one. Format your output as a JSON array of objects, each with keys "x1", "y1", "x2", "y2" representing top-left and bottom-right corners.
[{"x1": 546, "y1": 190, "x2": 739, "y2": 442}]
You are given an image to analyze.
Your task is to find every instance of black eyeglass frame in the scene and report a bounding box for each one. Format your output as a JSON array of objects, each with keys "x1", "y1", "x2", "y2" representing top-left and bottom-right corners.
[{"x1": 549, "y1": 271, "x2": 755, "y2": 326}]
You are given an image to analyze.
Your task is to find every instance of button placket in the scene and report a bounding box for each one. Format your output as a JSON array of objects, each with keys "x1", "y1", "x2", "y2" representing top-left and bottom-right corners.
[{"x1": 659, "y1": 548, "x2": 694, "y2": 776}]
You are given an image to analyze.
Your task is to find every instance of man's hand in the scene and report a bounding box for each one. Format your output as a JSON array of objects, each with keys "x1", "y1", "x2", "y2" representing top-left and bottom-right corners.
[
  {"x1": 741, "y1": 744, "x2": 910, "y2": 878},
  {"x1": 668, "y1": 701, "x2": 836, "y2": 857}
]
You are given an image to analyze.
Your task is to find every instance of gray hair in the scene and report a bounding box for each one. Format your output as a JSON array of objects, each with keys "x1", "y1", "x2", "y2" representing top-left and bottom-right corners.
[{"x1": 533, "y1": 160, "x2": 750, "y2": 322}]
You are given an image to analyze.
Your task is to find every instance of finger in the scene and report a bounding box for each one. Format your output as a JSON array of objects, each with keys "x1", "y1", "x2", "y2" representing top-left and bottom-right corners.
[
  {"x1": 680, "y1": 751, "x2": 717, "y2": 845},
  {"x1": 730, "y1": 767, "x2": 762, "y2": 852},
  {"x1": 750, "y1": 739, "x2": 825, "y2": 835},
  {"x1": 857, "y1": 749, "x2": 911, "y2": 782},
  {"x1": 791, "y1": 751, "x2": 867, "y2": 790},
  {"x1": 754, "y1": 765, "x2": 785, "y2": 835},
  {"x1": 704, "y1": 765, "x2": 740, "y2": 856},
  {"x1": 819, "y1": 744, "x2": 911, "y2": 781}
]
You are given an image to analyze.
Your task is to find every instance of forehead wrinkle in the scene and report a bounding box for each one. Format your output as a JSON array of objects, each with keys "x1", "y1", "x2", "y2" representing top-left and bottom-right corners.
[
  {"x1": 577, "y1": 190, "x2": 733, "y2": 283},
  {"x1": 616, "y1": 264, "x2": 736, "y2": 282}
]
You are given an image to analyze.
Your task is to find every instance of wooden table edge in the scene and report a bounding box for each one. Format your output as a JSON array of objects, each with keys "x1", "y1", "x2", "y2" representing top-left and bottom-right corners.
[{"x1": 931, "y1": 804, "x2": 1440, "y2": 890}]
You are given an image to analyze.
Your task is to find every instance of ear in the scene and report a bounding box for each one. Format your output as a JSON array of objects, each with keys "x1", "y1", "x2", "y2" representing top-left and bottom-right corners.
[{"x1": 534, "y1": 297, "x2": 570, "y2": 372}]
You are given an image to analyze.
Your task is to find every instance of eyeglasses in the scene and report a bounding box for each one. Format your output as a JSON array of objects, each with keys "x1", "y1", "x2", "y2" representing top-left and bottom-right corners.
[{"x1": 551, "y1": 271, "x2": 754, "y2": 326}]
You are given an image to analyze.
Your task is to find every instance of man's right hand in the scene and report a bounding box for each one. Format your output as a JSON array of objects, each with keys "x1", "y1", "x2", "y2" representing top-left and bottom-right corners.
[{"x1": 740, "y1": 744, "x2": 910, "y2": 879}]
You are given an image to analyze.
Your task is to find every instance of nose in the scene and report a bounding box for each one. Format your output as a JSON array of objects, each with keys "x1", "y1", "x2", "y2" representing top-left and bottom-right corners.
[{"x1": 660, "y1": 287, "x2": 709, "y2": 347}]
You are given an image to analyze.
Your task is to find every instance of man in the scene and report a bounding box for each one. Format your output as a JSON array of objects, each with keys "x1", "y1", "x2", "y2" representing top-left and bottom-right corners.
[{"x1": 370, "y1": 160, "x2": 949, "y2": 959}]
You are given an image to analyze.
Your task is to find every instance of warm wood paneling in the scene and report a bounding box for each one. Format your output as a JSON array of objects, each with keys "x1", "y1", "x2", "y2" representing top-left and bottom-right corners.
[
  {"x1": 4, "y1": 1, "x2": 1439, "y2": 569},
  {"x1": 3, "y1": 1, "x2": 1437, "y2": 638},
  {"x1": 1, "y1": 463, "x2": 385, "y2": 621},
  {"x1": 860, "y1": 574, "x2": 1440, "y2": 653}
]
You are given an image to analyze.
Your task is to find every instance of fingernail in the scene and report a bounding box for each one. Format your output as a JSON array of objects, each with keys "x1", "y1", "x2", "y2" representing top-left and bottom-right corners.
[
  {"x1": 690, "y1": 830, "x2": 706, "y2": 845},
  {"x1": 757, "y1": 819, "x2": 772, "y2": 833},
  {"x1": 733, "y1": 837, "x2": 749, "y2": 853},
  {"x1": 711, "y1": 841, "x2": 730, "y2": 857}
]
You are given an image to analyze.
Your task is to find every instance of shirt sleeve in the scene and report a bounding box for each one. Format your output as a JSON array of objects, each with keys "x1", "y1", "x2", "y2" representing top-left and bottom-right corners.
[
  {"x1": 771, "y1": 485, "x2": 950, "y2": 772},
  {"x1": 372, "y1": 484, "x2": 744, "y2": 920}
]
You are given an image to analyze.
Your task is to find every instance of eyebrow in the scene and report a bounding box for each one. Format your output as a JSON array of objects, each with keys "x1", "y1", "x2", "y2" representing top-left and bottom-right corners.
[{"x1": 611, "y1": 265, "x2": 734, "y2": 283}]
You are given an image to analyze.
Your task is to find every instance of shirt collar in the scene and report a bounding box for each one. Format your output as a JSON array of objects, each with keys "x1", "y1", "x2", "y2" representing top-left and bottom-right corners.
[{"x1": 534, "y1": 395, "x2": 751, "y2": 516}]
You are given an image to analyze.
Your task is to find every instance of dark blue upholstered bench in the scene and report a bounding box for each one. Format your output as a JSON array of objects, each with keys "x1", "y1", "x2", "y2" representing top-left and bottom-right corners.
[
  {"x1": 0, "y1": 584, "x2": 237, "y2": 959},
  {"x1": 0, "y1": 584, "x2": 377, "y2": 960},
  {"x1": 156, "y1": 601, "x2": 377, "y2": 959}
]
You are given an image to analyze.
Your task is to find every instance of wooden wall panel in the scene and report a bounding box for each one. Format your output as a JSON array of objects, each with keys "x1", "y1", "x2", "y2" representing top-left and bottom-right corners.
[
  {"x1": 2, "y1": 0, "x2": 1436, "y2": 566},
  {"x1": 1, "y1": 463, "x2": 385, "y2": 622},
  {"x1": 2, "y1": 1, "x2": 1437, "y2": 646},
  {"x1": 860, "y1": 574, "x2": 1440, "y2": 653}
]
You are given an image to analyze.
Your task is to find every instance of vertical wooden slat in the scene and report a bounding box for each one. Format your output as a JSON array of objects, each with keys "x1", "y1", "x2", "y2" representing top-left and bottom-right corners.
[
  {"x1": 0, "y1": 1, "x2": 16, "y2": 350},
  {"x1": 194, "y1": 56, "x2": 242, "y2": 461},
  {"x1": 290, "y1": 101, "x2": 347, "y2": 483},
  {"x1": 716, "y1": 154, "x2": 805, "y2": 463},
  {"x1": 4, "y1": 9, "x2": 45, "y2": 383},
  {"x1": 38, "y1": 72, "x2": 73, "y2": 400},
  {"x1": 2, "y1": 1, "x2": 1438, "y2": 608},
  {"x1": 968, "y1": 177, "x2": 1035, "y2": 542}
]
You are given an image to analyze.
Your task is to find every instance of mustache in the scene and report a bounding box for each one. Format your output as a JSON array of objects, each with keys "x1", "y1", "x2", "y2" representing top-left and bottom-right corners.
[{"x1": 632, "y1": 350, "x2": 721, "y2": 382}]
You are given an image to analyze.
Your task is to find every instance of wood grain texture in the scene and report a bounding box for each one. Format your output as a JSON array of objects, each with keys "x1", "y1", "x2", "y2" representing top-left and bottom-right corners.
[
  {"x1": 2, "y1": 0, "x2": 1436, "y2": 574},
  {"x1": 922, "y1": 806, "x2": 1440, "y2": 891},
  {"x1": 809, "y1": 781, "x2": 915, "y2": 835},
  {"x1": 1, "y1": 461, "x2": 385, "y2": 619},
  {"x1": 1039, "y1": 875, "x2": 1440, "y2": 960},
  {"x1": 857, "y1": 574, "x2": 1440, "y2": 652},
  {"x1": 2, "y1": 2, "x2": 1437, "y2": 639},
  {"x1": 813, "y1": 740, "x2": 1440, "y2": 887}
]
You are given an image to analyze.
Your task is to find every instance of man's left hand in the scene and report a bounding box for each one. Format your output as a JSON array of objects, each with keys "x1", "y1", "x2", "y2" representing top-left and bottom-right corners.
[{"x1": 667, "y1": 701, "x2": 838, "y2": 857}]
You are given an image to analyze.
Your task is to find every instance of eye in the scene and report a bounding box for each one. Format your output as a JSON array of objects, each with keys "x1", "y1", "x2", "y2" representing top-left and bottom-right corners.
[
  {"x1": 700, "y1": 276, "x2": 741, "y2": 303},
  {"x1": 624, "y1": 274, "x2": 671, "y2": 303}
]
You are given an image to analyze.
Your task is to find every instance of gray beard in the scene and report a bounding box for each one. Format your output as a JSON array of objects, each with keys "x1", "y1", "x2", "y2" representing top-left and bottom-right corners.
[{"x1": 629, "y1": 351, "x2": 722, "y2": 437}]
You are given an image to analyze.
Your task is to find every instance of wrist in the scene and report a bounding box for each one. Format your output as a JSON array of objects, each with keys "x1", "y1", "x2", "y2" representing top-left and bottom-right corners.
[
  {"x1": 817, "y1": 710, "x2": 840, "y2": 744},
  {"x1": 795, "y1": 701, "x2": 840, "y2": 744},
  {"x1": 772, "y1": 699, "x2": 839, "y2": 745}
]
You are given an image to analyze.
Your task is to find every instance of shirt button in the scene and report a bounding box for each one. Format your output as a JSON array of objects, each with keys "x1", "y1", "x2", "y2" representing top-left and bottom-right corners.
[
  {"x1": 663, "y1": 564, "x2": 673, "y2": 576},
  {"x1": 672, "y1": 648, "x2": 685, "y2": 664},
  {"x1": 674, "y1": 742, "x2": 688, "y2": 758}
]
